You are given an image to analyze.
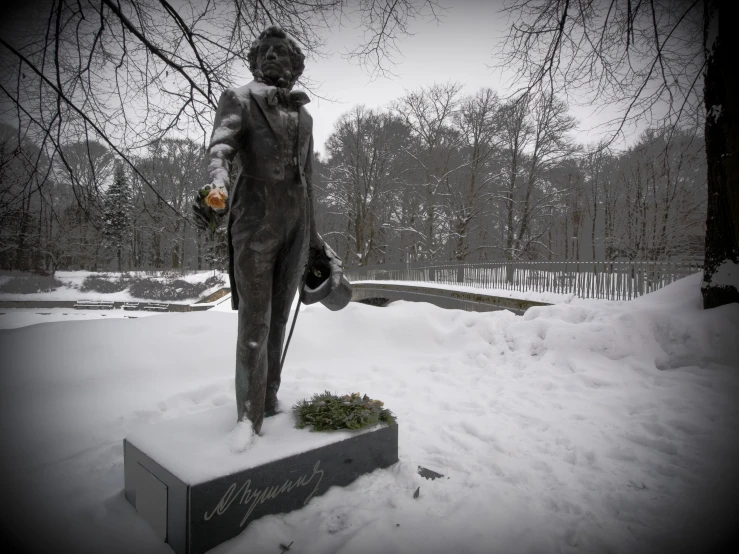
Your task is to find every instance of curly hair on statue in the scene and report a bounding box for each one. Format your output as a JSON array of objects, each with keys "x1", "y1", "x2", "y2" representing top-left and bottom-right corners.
[{"x1": 247, "y1": 26, "x2": 305, "y2": 89}]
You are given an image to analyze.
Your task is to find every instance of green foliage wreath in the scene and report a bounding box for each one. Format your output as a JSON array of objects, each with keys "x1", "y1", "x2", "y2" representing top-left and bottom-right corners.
[{"x1": 293, "y1": 391, "x2": 396, "y2": 432}]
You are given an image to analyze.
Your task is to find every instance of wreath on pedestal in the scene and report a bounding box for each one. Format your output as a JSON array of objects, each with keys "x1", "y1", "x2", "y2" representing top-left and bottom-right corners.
[{"x1": 293, "y1": 391, "x2": 396, "y2": 431}]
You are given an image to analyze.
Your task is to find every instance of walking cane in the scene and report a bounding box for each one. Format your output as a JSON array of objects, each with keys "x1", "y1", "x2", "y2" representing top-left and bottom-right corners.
[{"x1": 280, "y1": 273, "x2": 305, "y2": 371}]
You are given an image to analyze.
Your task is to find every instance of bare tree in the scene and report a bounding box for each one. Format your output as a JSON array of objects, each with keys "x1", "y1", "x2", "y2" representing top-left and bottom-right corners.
[
  {"x1": 0, "y1": 0, "x2": 440, "y2": 227},
  {"x1": 344, "y1": 0, "x2": 443, "y2": 80},
  {"x1": 446, "y1": 88, "x2": 503, "y2": 261},
  {"x1": 132, "y1": 137, "x2": 207, "y2": 269},
  {"x1": 56, "y1": 141, "x2": 113, "y2": 269},
  {"x1": 393, "y1": 82, "x2": 464, "y2": 261},
  {"x1": 610, "y1": 128, "x2": 706, "y2": 261},
  {"x1": 499, "y1": 0, "x2": 704, "y2": 139},
  {"x1": 322, "y1": 106, "x2": 410, "y2": 265},
  {"x1": 497, "y1": 94, "x2": 532, "y2": 264},
  {"x1": 545, "y1": 158, "x2": 586, "y2": 261},
  {"x1": 582, "y1": 143, "x2": 609, "y2": 260},
  {"x1": 496, "y1": 91, "x2": 578, "y2": 268},
  {"x1": 500, "y1": 0, "x2": 737, "y2": 308},
  {"x1": 0, "y1": 123, "x2": 52, "y2": 271},
  {"x1": 517, "y1": 92, "x2": 579, "y2": 257}
]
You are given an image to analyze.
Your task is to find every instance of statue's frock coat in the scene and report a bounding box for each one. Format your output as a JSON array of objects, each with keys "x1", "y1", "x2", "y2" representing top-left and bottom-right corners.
[{"x1": 206, "y1": 80, "x2": 317, "y2": 430}]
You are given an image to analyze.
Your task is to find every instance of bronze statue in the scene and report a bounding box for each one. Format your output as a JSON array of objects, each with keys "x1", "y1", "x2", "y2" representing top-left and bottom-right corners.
[{"x1": 193, "y1": 26, "x2": 350, "y2": 436}]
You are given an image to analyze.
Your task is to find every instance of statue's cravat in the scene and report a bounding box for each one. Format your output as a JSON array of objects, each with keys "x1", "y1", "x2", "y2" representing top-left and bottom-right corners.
[{"x1": 265, "y1": 87, "x2": 310, "y2": 109}]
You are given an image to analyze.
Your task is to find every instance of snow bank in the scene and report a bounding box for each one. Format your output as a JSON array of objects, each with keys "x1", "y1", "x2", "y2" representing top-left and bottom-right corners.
[{"x1": 0, "y1": 273, "x2": 737, "y2": 554}]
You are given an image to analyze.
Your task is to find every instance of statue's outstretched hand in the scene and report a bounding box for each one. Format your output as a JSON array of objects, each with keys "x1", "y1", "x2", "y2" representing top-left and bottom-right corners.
[{"x1": 192, "y1": 185, "x2": 227, "y2": 232}]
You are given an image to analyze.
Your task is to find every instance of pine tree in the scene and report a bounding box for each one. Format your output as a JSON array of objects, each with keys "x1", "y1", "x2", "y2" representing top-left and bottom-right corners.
[{"x1": 103, "y1": 162, "x2": 133, "y2": 272}]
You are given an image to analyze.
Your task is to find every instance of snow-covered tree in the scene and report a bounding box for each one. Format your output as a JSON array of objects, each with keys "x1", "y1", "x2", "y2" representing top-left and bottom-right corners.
[{"x1": 103, "y1": 162, "x2": 133, "y2": 271}]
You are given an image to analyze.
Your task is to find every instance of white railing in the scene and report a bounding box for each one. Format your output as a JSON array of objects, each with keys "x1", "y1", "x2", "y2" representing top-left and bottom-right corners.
[{"x1": 346, "y1": 260, "x2": 703, "y2": 301}]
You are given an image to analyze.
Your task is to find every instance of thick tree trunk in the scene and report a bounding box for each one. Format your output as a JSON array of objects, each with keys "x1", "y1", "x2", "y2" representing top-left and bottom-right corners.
[{"x1": 702, "y1": 0, "x2": 739, "y2": 308}]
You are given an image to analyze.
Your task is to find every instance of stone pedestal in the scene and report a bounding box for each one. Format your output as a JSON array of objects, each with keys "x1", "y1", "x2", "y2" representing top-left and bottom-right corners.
[{"x1": 123, "y1": 406, "x2": 398, "y2": 554}]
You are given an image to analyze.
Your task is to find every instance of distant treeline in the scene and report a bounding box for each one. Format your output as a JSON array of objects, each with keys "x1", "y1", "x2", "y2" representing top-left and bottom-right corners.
[
  {"x1": 0, "y1": 86, "x2": 706, "y2": 274},
  {"x1": 0, "y1": 128, "x2": 221, "y2": 274}
]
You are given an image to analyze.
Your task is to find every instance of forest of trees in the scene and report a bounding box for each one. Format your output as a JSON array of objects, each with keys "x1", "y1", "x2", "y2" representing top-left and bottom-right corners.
[
  {"x1": 0, "y1": 123, "x2": 221, "y2": 273},
  {"x1": 0, "y1": 84, "x2": 706, "y2": 274},
  {"x1": 316, "y1": 87, "x2": 705, "y2": 267}
]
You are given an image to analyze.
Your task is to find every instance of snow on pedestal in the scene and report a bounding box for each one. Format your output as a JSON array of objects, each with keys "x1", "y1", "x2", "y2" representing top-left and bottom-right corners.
[{"x1": 123, "y1": 406, "x2": 398, "y2": 554}]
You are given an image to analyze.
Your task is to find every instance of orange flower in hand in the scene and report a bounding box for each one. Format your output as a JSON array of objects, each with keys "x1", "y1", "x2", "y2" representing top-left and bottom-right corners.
[{"x1": 205, "y1": 188, "x2": 227, "y2": 210}]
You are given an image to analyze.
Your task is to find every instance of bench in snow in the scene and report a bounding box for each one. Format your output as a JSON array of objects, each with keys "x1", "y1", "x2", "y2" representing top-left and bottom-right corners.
[
  {"x1": 122, "y1": 302, "x2": 140, "y2": 311},
  {"x1": 142, "y1": 303, "x2": 169, "y2": 312},
  {"x1": 74, "y1": 300, "x2": 115, "y2": 310}
]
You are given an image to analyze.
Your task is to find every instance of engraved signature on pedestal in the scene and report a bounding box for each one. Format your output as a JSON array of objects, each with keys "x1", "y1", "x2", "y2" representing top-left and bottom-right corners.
[{"x1": 204, "y1": 461, "x2": 325, "y2": 527}]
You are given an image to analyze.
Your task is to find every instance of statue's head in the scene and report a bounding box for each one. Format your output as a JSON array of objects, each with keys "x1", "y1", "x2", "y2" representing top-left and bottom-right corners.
[{"x1": 247, "y1": 26, "x2": 305, "y2": 89}]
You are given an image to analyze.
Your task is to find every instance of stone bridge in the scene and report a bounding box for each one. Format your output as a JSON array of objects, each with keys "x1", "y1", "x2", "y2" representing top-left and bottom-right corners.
[{"x1": 350, "y1": 282, "x2": 550, "y2": 315}]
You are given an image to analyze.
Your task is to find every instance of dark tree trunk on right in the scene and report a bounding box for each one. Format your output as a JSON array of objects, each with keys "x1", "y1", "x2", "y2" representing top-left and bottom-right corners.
[{"x1": 701, "y1": 0, "x2": 739, "y2": 308}]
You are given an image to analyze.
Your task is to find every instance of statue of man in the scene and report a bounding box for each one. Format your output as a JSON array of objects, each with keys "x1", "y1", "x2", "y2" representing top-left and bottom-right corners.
[{"x1": 193, "y1": 26, "x2": 345, "y2": 436}]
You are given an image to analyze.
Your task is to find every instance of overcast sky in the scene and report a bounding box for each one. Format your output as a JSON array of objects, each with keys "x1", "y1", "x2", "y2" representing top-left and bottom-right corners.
[{"x1": 251, "y1": 0, "x2": 620, "y2": 157}]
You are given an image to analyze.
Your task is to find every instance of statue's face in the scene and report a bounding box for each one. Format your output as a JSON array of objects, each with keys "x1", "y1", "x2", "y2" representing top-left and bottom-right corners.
[{"x1": 256, "y1": 36, "x2": 293, "y2": 84}]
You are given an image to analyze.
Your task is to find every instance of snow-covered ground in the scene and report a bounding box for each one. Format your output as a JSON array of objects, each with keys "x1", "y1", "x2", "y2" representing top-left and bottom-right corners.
[
  {"x1": 0, "y1": 308, "x2": 161, "y2": 329},
  {"x1": 1, "y1": 273, "x2": 738, "y2": 554}
]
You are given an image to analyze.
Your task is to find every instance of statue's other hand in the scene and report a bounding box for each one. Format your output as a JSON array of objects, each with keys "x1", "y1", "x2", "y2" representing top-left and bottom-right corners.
[
  {"x1": 303, "y1": 240, "x2": 351, "y2": 310},
  {"x1": 322, "y1": 242, "x2": 343, "y2": 268},
  {"x1": 307, "y1": 241, "x2": 343, "y2": 286},
  {"x1": 308, "y1": 240, "x2": 343, "y2": 267}
]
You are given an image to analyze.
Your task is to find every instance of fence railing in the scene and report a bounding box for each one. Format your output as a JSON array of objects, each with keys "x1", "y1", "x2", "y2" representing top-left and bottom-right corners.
[{"x1": 345, "y1": 260, "x2": 703, "y2": 301}]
